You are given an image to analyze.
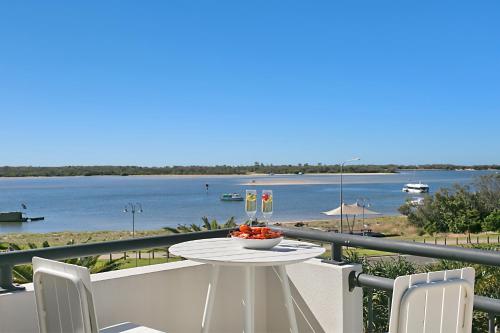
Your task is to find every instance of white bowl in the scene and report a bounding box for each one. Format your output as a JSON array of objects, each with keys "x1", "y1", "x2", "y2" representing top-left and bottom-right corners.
[{"x1": 231, "y1": 236, "x2": 283, "y2": 250}]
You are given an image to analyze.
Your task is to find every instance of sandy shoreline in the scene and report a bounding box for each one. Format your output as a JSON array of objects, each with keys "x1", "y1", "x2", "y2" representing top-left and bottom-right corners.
[{"x1": 240, "y1": 173, "x2": 394, "y2": 186}]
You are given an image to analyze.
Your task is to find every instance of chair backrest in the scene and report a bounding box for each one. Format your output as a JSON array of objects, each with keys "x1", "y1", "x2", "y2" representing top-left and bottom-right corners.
[
  {"x1": 388, "y1": 267, "x2": 475, "y2": 333},
  {"x1": 33, "y1": 257, "x2": 99, "y2": 333}
]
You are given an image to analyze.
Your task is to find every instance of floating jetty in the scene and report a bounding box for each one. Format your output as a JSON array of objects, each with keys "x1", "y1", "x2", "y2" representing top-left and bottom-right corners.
[{"x1": 0, "y1": 212, "x2": 44, "y2": 222}]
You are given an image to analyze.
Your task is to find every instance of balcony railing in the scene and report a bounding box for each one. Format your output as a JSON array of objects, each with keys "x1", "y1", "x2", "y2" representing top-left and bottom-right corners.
[
  {"x1": 0, "y1": 226, "x2": 498, "y2": 332},
  {"x1": 271, "y1": 226, "x2": 500, "y2": 332},
  {"x1": 0, "y1": 228, "x2": 230, "y2": 291}
]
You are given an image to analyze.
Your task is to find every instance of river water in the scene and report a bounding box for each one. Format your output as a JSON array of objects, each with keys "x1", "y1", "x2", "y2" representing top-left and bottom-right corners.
[{"x1": 0, "y1": 170, "x2": 495, "y2": 233}]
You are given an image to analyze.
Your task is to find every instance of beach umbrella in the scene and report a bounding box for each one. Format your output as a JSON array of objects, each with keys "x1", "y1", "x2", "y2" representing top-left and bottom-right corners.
[
  {"x1": 322, "y1": 203, "x2": 380, "y2": 232},
  {"x1": 322, "y1": 203, "x2": 380, "y2": 216}
]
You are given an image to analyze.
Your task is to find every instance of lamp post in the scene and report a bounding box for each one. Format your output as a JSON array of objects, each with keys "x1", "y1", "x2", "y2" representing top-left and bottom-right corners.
[
  {"x1": 356, "y1": 197, "x2": 370, "y2": 227},
  {"x1": 339, "y1": 158, "x2": 360, "y2": 233},
  {"x1": 124, "y1": 203, "x2": 143, "y2": 266}
]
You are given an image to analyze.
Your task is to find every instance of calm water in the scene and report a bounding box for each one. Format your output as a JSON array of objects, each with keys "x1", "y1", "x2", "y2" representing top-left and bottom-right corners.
[{"x1": 0, "y1": 170, "x2": 495, "y2": 233}]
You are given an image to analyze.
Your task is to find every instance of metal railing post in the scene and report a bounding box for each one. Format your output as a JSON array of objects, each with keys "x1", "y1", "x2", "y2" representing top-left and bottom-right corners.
[
  {"x1": 488, "y1": 313, "x2": 495, "y2": 333},
  {"x1": 0, "y1": 265, "x2": 24, "y2": 292},
  {"x1": 322, "y1": 242, "x2": 343, "y2": 265},
  {"x1": 332, "y1": 243, "x2": 342, "y2": 262}
]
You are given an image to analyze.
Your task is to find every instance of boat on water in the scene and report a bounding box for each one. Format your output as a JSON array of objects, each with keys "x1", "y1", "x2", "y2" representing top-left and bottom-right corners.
[
  {"x1": 402, "y1": 182, "x2": 429, "y2": 193},
  {"x1": 220, "y1": 193, "x2": 244, "y2": 201},
  {"x1": 409, "y1": 197, "x2": 425, "y2": 206}
]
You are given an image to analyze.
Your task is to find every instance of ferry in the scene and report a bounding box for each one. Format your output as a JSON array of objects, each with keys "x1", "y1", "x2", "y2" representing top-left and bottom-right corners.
[
  {"x1": 220, "y1": 193, "x2": 244, "y2": 201},
  {"x1": 402, "y1": 182, "x2": 429, "y2": 193}
]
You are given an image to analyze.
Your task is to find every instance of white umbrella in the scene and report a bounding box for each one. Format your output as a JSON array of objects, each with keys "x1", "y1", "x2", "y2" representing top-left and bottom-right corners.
[
  {"x1": 322, "y1": 203, "x2": 380, "y2": 232},
  {"x1": 322, "y1": 203, "x2": 380, "y2": 216}
]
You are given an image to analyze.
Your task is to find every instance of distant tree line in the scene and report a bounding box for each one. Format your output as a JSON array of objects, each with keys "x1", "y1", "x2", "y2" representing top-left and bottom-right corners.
[
  {"x1": 399, "y1": 174, "x2": 500, "y2": 237},
  {"x1": 396, "y1": 164, "x2": 499, "y2": 171},
  {"x1": 0, "y1": 164, "x2": 498, "y2": 177}
]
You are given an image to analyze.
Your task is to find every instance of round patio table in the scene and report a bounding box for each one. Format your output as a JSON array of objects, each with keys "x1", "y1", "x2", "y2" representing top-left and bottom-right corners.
[{"x1": 169, "y1": 238, "x2": 325, "y2": 333}]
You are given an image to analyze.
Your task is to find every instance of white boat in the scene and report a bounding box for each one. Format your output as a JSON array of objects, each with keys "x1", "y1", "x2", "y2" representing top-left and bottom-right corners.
[
  {"x1": 402, "y1": 182, "x2": 429, "y2": 193},
  {"x1": 220, "y1": 193, "x2": 244, "y2": 202},
  {"x1": 409, "y1": 197, "x2": 425, "y2": 206}
]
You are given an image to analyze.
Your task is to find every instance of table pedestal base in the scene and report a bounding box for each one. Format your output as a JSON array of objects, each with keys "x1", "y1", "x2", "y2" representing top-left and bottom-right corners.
[
  {"x1": 201, "y1": 265, "x2": 298, "y2": 333},
  {"x1": 201, "y1": 265, "x2": 219, "y2": 333},
  {"x1": 244, "y1": 266, "x2": 255, "y2": 333},
  {"x1": 274, "y1": 265, "x2": 299, "y2": 333}
]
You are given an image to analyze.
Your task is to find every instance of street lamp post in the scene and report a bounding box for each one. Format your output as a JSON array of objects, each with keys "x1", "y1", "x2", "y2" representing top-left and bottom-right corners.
[
  {"x1": 339, "y1": 158, "x2": 360, "y2": 233},
  {"x1": 356, "y1": 197, "x2": 370, "y2": 228},
  {"x1": 124, "y1": 203, "x2": 143, "y2": 266}
]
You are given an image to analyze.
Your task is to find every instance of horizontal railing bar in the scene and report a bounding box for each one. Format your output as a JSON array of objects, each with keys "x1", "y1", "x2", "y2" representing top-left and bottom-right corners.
[
  {"x1": 0, "y1": 229, "x2": 232, "y2": 267},
  {"x1": 271, "y1": 226, "x2": 500, "y2": 267},
  {"x1": 354, "y1": 272, "x2": 500, "y2": 314},
  {"x1": 475, "y1": 296, "x2": 500, "y2": 314},
  {"x1": 356, "y1": 273, "x2": 393, "y2": 291}
]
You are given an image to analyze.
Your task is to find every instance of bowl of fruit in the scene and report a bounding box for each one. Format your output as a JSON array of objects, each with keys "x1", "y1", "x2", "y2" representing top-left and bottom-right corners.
[{"x1": 231, "y1": 225, "x2": 283, "y2": 249}]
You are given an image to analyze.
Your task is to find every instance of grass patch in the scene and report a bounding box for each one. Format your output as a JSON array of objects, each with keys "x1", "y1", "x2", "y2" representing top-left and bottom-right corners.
[
  {"x1": 302, "y1": 215, "x2": 417, "y2": 236},
  {"x1": 319, "y1": 247, "x2": 394, "y2": 260},
  {"x1": 0, "y1": 230, "x2": 171, "y2": 247}
]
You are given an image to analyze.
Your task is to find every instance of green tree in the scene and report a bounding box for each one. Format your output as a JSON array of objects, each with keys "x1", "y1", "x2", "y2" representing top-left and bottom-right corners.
[
  {"x1": 448, "y1": 209, "x2": 482, "y2": 242},
  {"x1": 475, "y1": 174, "x2": 500, "y2": 214},
  {"x1": 407, "y1": 175, "x2": 499, "y2": 236},
  {"x1": 397, "y1": 201, "x2": 412, "y2": 216},
  {"x1": 483, "y1": 209, "x2": 500, "y2": 232}
]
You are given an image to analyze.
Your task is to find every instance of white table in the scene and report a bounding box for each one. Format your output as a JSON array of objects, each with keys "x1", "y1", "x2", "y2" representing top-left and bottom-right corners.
[{"x1": 169, "y1": 238, "x2": 325, "y2": 333}]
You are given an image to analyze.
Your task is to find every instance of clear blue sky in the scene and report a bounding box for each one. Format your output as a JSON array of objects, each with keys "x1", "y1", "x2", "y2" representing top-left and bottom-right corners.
[{"x1": 1, "y1": 1, "x2": 498, "y2": 166}]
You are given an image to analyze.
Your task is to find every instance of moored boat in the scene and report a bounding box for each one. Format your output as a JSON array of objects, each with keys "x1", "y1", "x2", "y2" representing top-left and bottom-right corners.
[
  {"x1": 220, "y1": 193, "x2": 244, "y2": 201},
  {"x1": 402, "y1": 182, "x2": 429, "y2": 193},
  {"x1": 409, "y1": 197, "x2": 425, "y2": 206}
]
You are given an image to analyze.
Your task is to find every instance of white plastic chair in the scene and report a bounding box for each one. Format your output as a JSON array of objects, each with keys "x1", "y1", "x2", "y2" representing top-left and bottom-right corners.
[
  {"x1": 33, "y1": 257, "x2": 165, "y2": 333},
  {"x1": 388, "y1": 267, "x2": 475, "y2": 333}
]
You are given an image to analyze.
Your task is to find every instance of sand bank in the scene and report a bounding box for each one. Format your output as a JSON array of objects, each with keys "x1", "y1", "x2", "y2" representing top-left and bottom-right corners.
[{"x1": 240, "y1": 173, "x2": 394, "y2": 186}]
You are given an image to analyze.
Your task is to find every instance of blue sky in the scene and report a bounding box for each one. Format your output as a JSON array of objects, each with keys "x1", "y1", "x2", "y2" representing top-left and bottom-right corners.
[{"x1": 0, "y1": 1, "x2": 498, "y2": 166}]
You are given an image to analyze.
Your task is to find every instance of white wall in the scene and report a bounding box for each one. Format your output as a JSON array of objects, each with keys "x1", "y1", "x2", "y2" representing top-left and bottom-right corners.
[{"x1": 0, "y1": 259, "x2": 362, "y2": 333}]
